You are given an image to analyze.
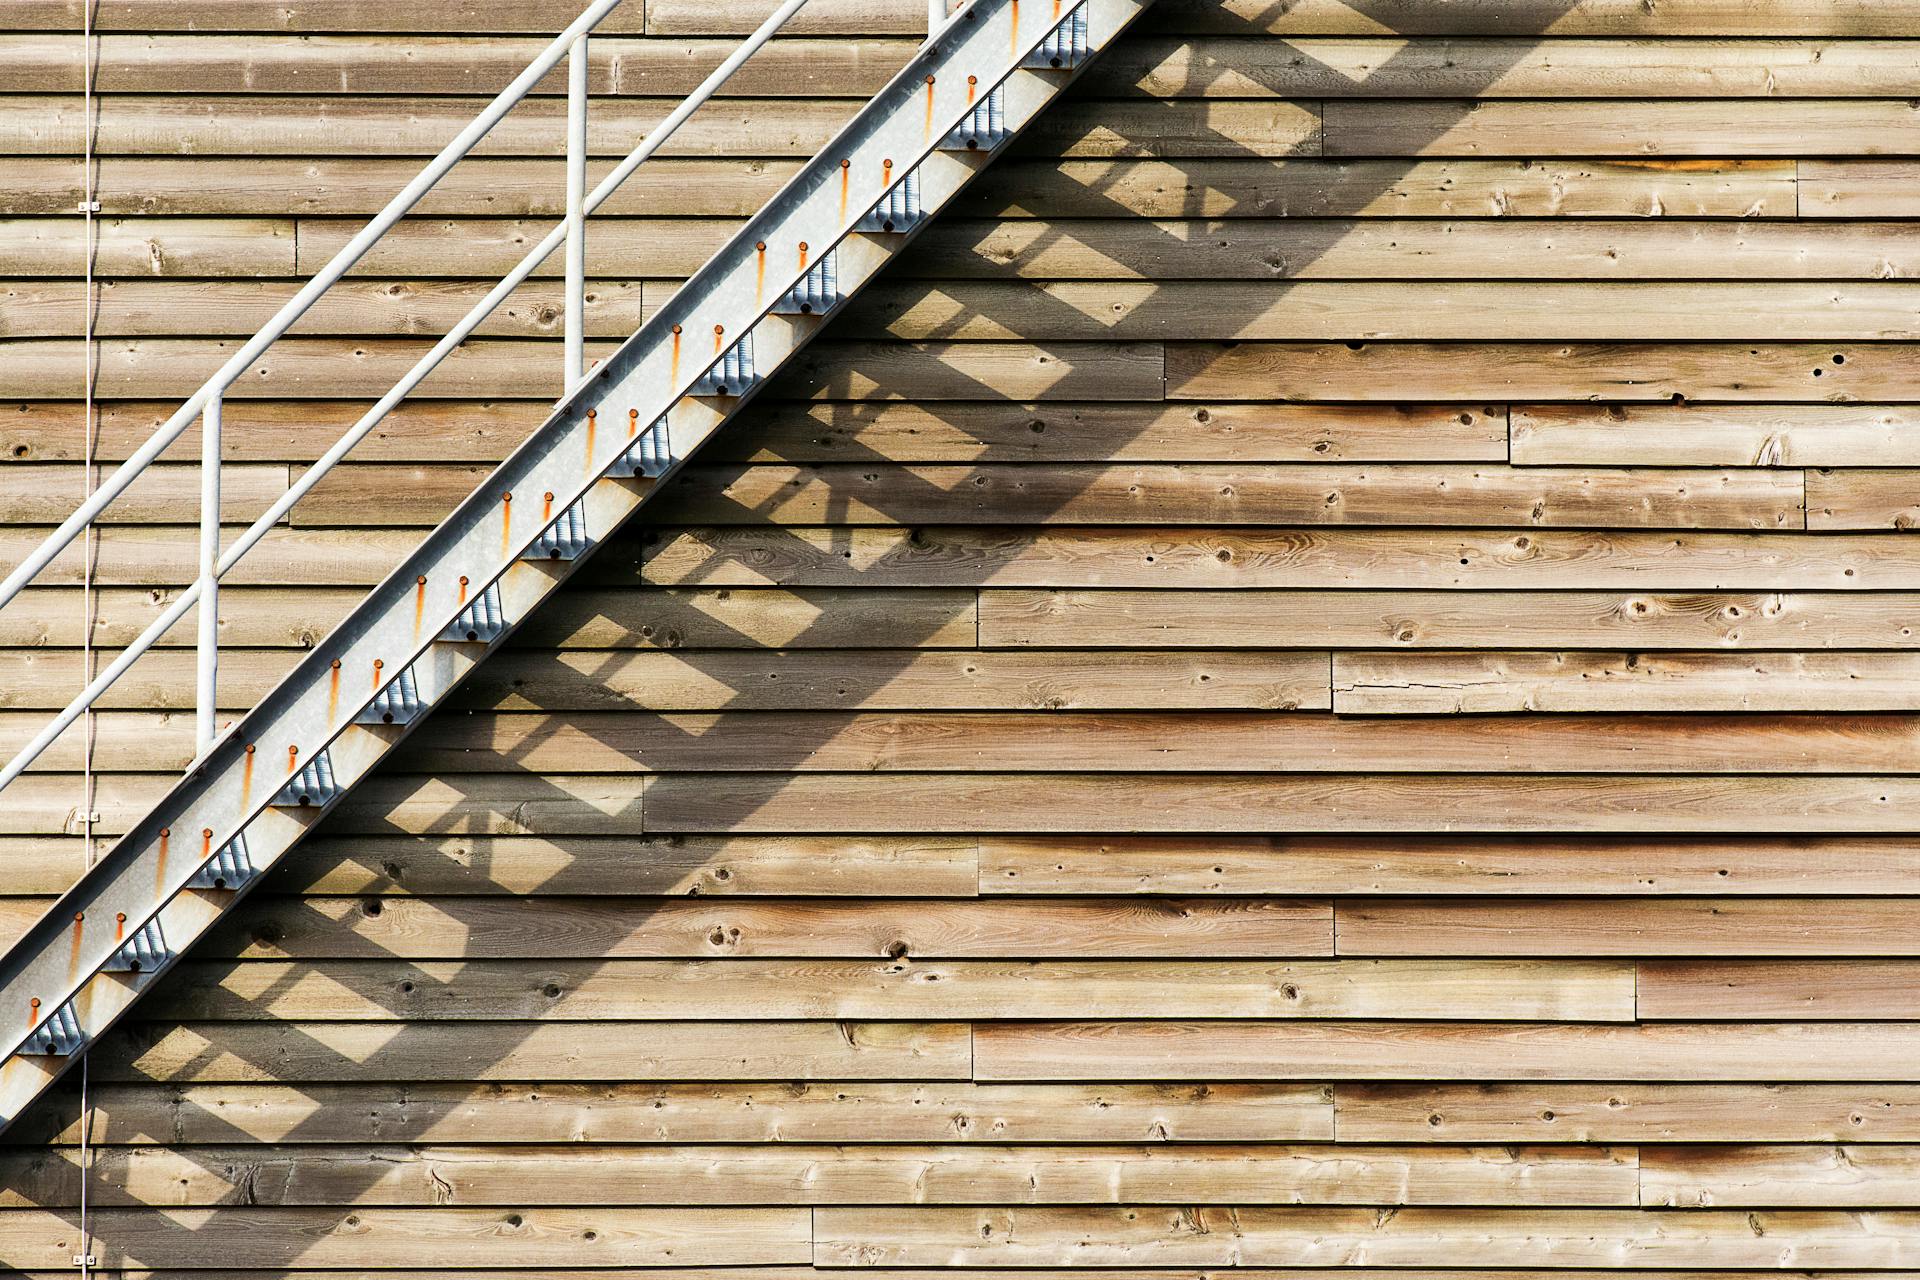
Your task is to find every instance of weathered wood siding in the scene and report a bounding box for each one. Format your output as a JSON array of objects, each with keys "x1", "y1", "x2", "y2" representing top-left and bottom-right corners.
[{"x1": 5, "y1": 0, "x2": 1920, "y2": 1272}]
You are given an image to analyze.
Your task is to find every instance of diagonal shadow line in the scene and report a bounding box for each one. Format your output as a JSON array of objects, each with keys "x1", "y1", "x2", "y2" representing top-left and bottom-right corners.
[{"x1": 7, "y1": 1, "x2": 1621, "y2": 1269}]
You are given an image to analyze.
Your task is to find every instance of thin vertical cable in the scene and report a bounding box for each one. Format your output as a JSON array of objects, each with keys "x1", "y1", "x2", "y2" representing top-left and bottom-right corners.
[
  {"x1": 79, "y1": 0, "x2": 98, "y2": 859},
  {"x1": 77, "y1": 4, "x2": 99, "y2": 1275}
]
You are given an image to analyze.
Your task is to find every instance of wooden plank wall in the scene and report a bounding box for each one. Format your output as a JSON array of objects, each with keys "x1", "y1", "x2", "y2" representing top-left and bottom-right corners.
[{"x1": 6, "y1": 0, "x2": 1920, "y2": 1272}]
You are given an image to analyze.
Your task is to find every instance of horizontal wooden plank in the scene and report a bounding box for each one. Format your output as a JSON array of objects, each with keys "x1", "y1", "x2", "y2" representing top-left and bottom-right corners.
[
  {"x1": 0, "y1": 156, "x2": 802, "y2": 217},
  {"x1": 3, "y1": 277, "x2": 647, "y2": 339},
  {"x1": 640, "y1": 525, "x2": 1920, "y2": 591},
  {"x1": 1325, "y1": 99, "x2": 1920, "y2": 158},
  {"x1": 0, "y1": 462, "x2": 286, "y2": 525},
  {"x1": 1802, "y1": 159, "x2": 1920, "y2": 218},
  {"x1": 1642, "y1": 1144, "x2": 1920, "y2": 1207},
  {"x1": 4, "y1": 398, "x2": 552, "y2": 464},
  {"x1": 1, "y1": 339, "x2": 1166, "y2": 401},
  {"x1": 0, "y1": 1207, "x2": 805, "y2": 1270},
  {"x1": 0, "y1": 34, "x2": 913, "y2": 97},
  {"x1": 0, "y1": 94, "x2": 865, "y2": 156},
  {"x1": 31, "y1": 1080, "x2": 1332, "y2": 1146},
  {"x1": 1101, "y1": 37, "x2": 1920, "y2": 99},
  {"x1": 0, "y1": 95, "x2": 1316, "y2": 158},
  {"x1": 974, "y1": 1021, "x2": 1920, "y2": 1082},
  {"x1": 0, "y1": 527, "x2": 445, "y2": 588},
  {"x1": 720, "y1": 401, "x2": 1508, "y2": 464},
  {"x1": 0, "y1": 648, "x2": 302, "y2": 712},
  {"x1": 1333, "y1": 651, "x2": 1920, "y2": 715},
  {"x1": 89, "y1": 1020, "x2": 971, "y2": 1083},
  {"x1": 812, "y1": 1204, "x2": 1920, "y2": 1267},
  {"x1": 288, "y1": 216, "x2": 1920, "y2": 282},
  {"x1": 0, "y1": 216, "x2": 292, "y2": 274},
  {"x1": 455, "y1": 650, "x2": 1333, "y2": 713},
  {"x1": 147, "y1": 957, "x2": 1628, "y2": 1021},
  {"x1": 1337, "y1": 1083, "x2": 1920, "y2": 1143},
  {"x1": 1340, "y1": 898, "x2": 1920, "y2": 957},
  {"x1": 10, "y1": 522, "x2": 1909, "y2": 592},
  {"x1": 640, "y1": 772, "x2": 1920, "y2": 834},
  {"x1": 1149, "y1": 0, "x2": 1920, "y2": 36},
  {"x1": 390, "y1": 711, "x2": 1920, "y2": 777},
  {"x1": 1514, "y1": 404, "x2": 1920, "y2": 468},
  {"x1": 982, "y1": 835, "x2": 1920, "y2": 897},
  {"x1": 7, "y1": 398, "x2": 1508, "y2": 465},
  {"x1": 1638, "y1": 960, "x2": 1920, "y2": 1020},
  {"x1": 0, "y1": 587, "x2": 359, "y2": 648},
  {"x1": 0, "y1": 0, "x2": 655, "y2": 33},
  {"x1": 1809, "y1": 468, "x2": 1920, "y2": 530},
  {"x1": 38, "y1": 35, "x2": 1887, "y2": 107},
  {"x1": 651, "y1": 463, "x2": 1802, "y2": 529},
  {"x1": 0, "y1": 649, "x2": 1331, "y2": 714},
  {"x1": 981, "y1": 589, "x2": 1916, "y2": 650},
  {"x1": 912, "y1": 217, "x2": 1920, "y2": 282},
  {"x1": 0, "y1": 1141, "x2": 1638, "y2": 1209},
  {"x1": 288, "y1": 831, "x2": 980, "y2": 896},
  {"x1": 0, "y1": 156, "x2": 1799, "y2": 218},
  {"x1": 216, "y1": 896, "x2": 1333, "y2": 960},
  {"x1": 5, "y1": 832, "x2": 976, "y2": 898},
  {"x1": 0, "y1": 586, "x2": 975, "y2": 653},
  {"x1": 837, "y1": 281, "x2": 1920, "y2": 343},
  {"x1": 1169, "y1": 341, "x2": 1909, "y2": 403},
  {"x1": 0, "y1": 770, "x2": 669, "y2": 840},
  {"x1": 300, "y1": 215, "x2": 732, "y2": 278}
]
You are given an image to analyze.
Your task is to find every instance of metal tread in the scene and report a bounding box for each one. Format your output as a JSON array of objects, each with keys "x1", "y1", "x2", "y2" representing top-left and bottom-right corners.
[{"x1": 0, "y1": 0, "x2": 1155, "y2": 1133}]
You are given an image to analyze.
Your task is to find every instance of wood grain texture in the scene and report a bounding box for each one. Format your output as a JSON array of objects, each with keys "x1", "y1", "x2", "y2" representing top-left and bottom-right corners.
[
  {"x1": 142, "y1": 957, "x2": 1632, "y2": 1022},
  {"x1": 639, "y1": 524, "x2": 1920, "y2": 590},
  {"x1": 981, "y1": 835, "x2": 1920, "y2": 896},
  {"x1": 386, "y1": 711, "x2": 1920, "y2": 776},
  {"x1": 638, "y1": 772, "x2": 1920, "y2": 834},
  {"x1": 27, "y1": 1080, "x2": 1332, "y2": 1146},
  {"x1": 810, "y1": 1205, "x2": 1920, "y2": 1266},
  {"x1": 0, "y1": 1207, "x2": 807, "y2": 1269},
  {"x1": 85, "y1": 1021, "x2": 972, "y2": 1083},
  {"x1": 651, "y1": 462, "x2": 1803, "y2": 529},
  {"x1": 1338, "y1": 898, "x2": 1920, "y2": 957},
  {"x1": 1339, "y1": 1083, "x2": 1920, "y2": 1144},
  {"x1": 1640, "y1": 1144, "x2": 1920, "y2": 1208},
  {"x1": 0, "y1": 156, "x2": 1799, "y2": 218},
  {"x1": 0, "y1": 1141, "x2": 1640, "y2": 1208},
  {"x1": 974, "y1": 1021, "x2": 1920, "y2": 1082},
  {"x1": 5, "y1": 4, "x2": 1917, "y2": 1273},
  {"x1": 214, "y1": 896, "x2": 1334, "y2": 960},
  {"x1": 1638, "y1": 960, "x2": 1920, "y2": 1020},
  {"x1": 980, "y1": 589, "x2": 1918, "y2": 650},
  {"x1": 1333, "y1": 651, "x2": 1920, "y2": 715}
]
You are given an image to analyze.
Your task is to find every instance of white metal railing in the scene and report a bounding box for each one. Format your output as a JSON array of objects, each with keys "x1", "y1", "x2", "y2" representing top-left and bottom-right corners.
[{"x1": 0, "y1": 0, "x2": 893, "y2": 793}]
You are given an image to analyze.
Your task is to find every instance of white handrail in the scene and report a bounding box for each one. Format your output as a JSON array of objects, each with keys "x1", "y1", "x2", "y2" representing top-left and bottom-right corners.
[
  {"x1": 0, "y1": 0, "x2": 816, "y2": 792},
  {"x1": 0, "y1": 0, "x2": 626, "y2": 617}
]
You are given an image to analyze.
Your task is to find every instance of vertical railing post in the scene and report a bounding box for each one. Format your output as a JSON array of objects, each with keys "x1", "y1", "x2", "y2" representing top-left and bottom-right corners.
[
  {"x1": 194, "y1": 393, "x2": 221, "y2": 755},
  {"x1": 563, "y1": 32, "x2": 589, "y2": 392},
  {"x1": 930, "y1": 0, "x2": 945, "y2": 32}
]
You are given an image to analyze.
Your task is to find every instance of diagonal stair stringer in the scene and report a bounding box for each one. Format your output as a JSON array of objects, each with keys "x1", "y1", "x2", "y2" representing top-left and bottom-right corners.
[{"x1": 0, "y1": 0, "x2": 1157, "y2": 1134}]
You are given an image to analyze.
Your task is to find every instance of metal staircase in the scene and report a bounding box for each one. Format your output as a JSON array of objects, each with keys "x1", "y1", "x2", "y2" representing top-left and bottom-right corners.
[{"x1": 0, "y1": 0, "x2": 1154, "y2": 1133}]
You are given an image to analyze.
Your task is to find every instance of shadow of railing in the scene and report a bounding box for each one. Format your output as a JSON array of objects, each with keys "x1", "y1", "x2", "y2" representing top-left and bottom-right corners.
[{"x1": 3, "y1": 1, "x2": 1607, "y2": 1269}]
